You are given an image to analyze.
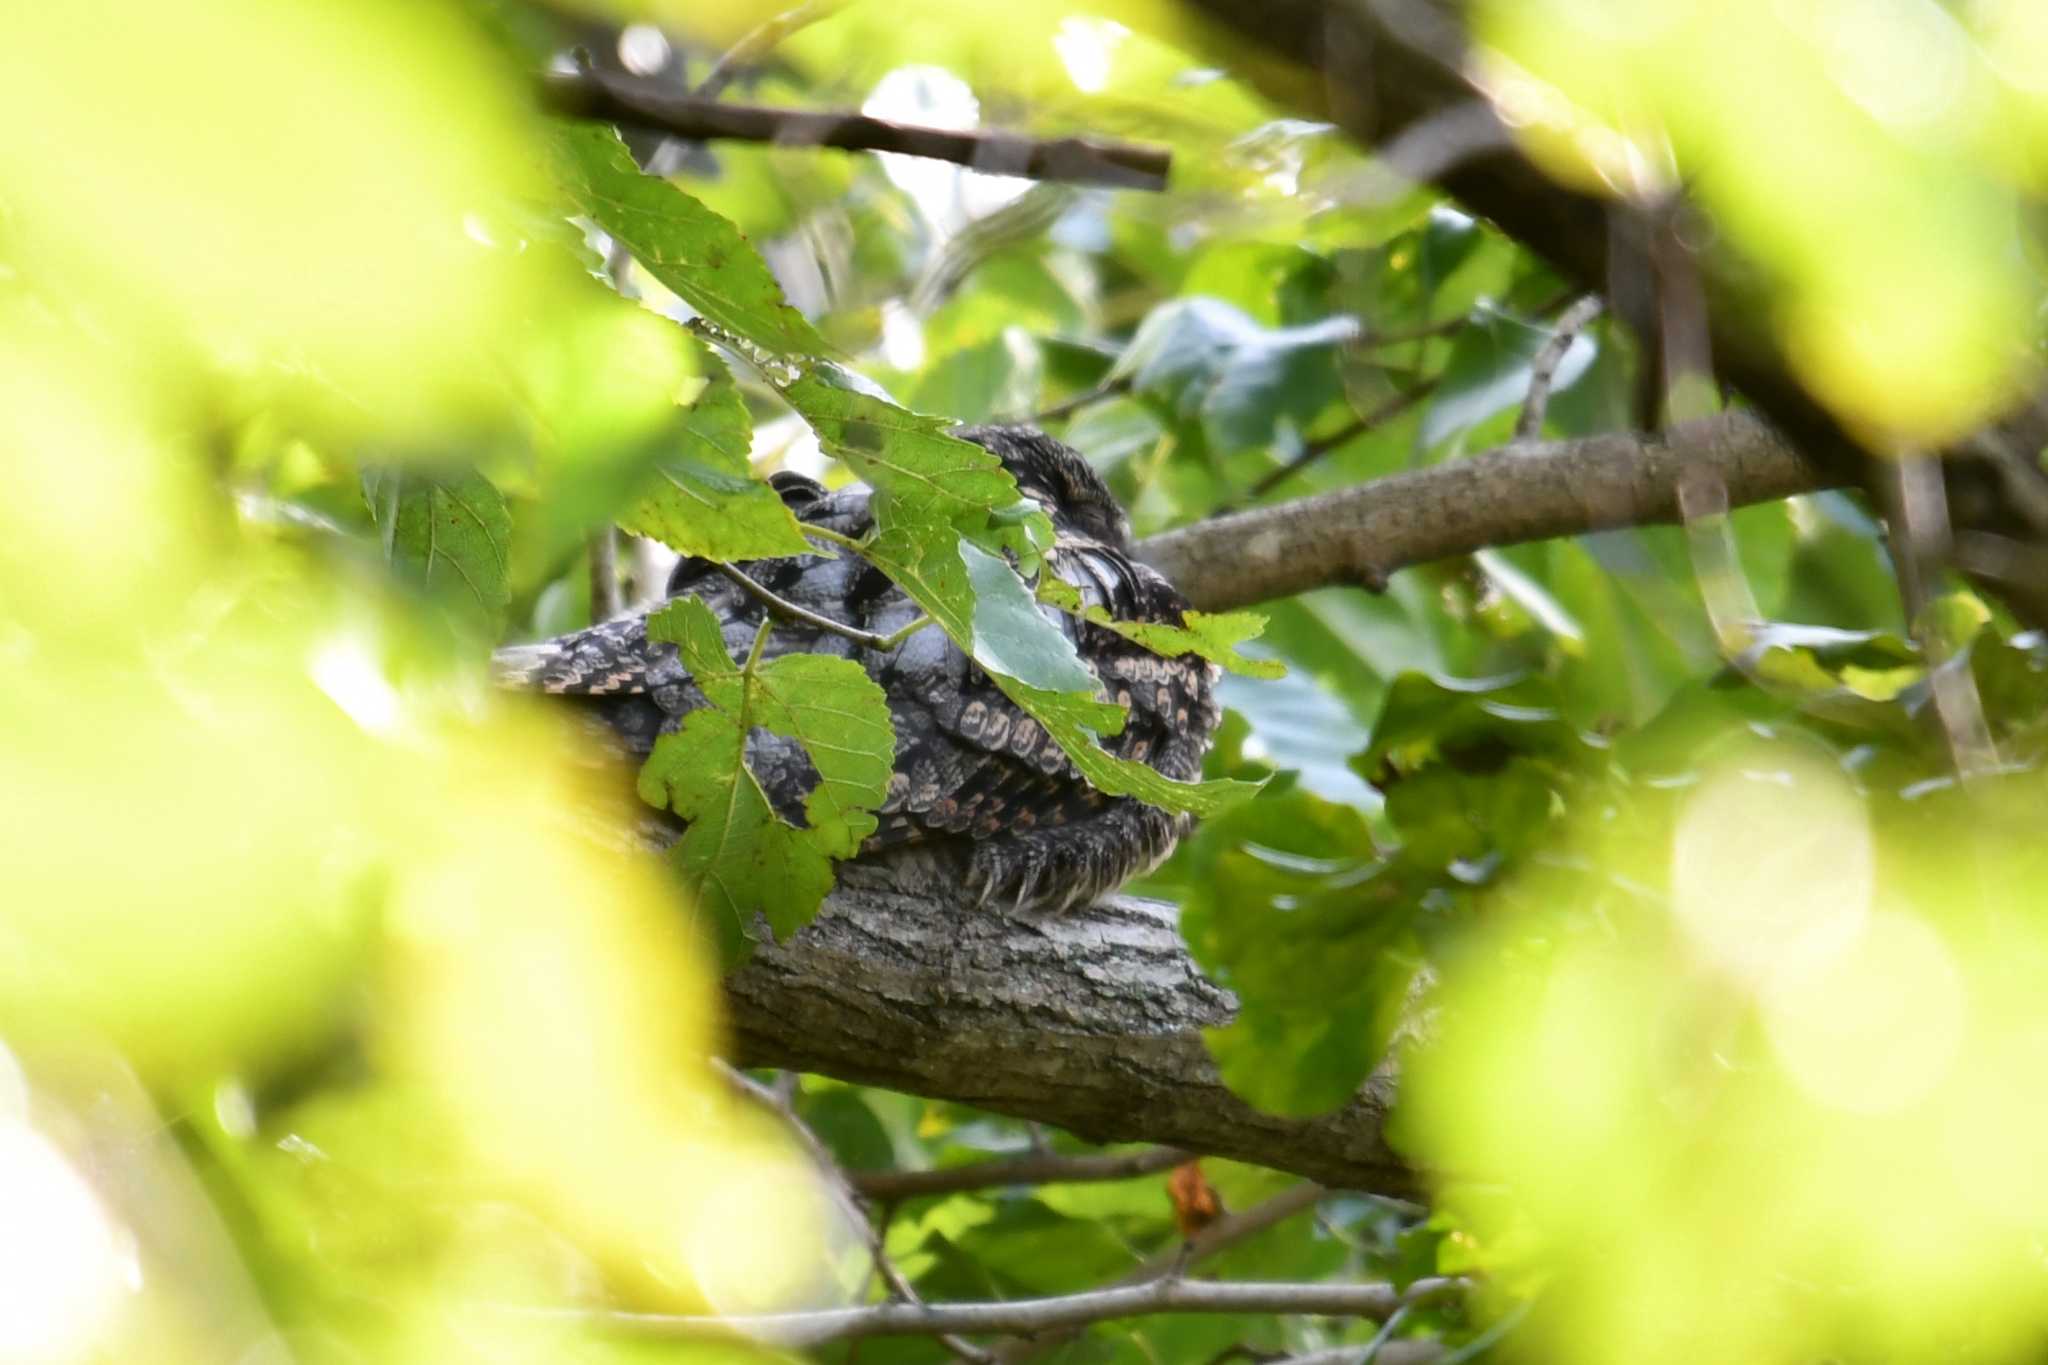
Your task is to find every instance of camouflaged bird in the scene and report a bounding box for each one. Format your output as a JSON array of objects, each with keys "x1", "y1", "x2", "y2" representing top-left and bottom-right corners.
[{"x1": 494, "y1": 425, "x2": 1220, "y2": 913}]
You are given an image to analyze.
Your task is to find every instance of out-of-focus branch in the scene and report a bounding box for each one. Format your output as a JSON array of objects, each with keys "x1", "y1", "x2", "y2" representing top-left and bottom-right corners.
[
  {"x1": 1515, "y1": 295, "x2": 1604, "y2": 440},
  {"x1": 1139, "y1": 411, "x2": 1832, "y2": 610},
  {"x1": 851, "y1": 1145, "x2": 1190, "y2": 1201},
  {"x1": 692, "y1": 0, "x2": 850, "y2": 100},
  {"x1": 581, "y1": 1275, "x2": 1464, "y2": 1346},
  {"x1": 542, "y1": 70, "x2": 1172, "y2": 190},
  {"x1": 987, "y1": 1181, "x2": 1335, "y2": 1364}
]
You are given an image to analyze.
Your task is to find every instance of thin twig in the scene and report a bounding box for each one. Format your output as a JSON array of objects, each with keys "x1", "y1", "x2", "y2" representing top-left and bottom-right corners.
[
  {"x1": 589, "y1": 528, "x2": 622, "y2": 622},
  {"x1": 693, "y1": 0, "x2": 850, "y2": 100},
  {"x1": 1230, "y1": 381, "x2": 1441, "y2": 509},
  {"x1": 1362, "y1": 315, "x2": 1469, "y2": 348},
  {"x1": 987, "y1": 1181, "x2": 1334, "y2": 1363},
  {"x1": 565, "y1": 1276, "x2": 1465, "y2": 1344},
  {"x1": 1514, "y1": 294, "x2": 1603, "y2": 440},
  {"x1": 1890, "y1": 454, "x2": 1999, "y2": 779},
  {"x1": 851, "y1": 1145, "x2": 1190, "y2": 1200},
  {"x1": 716, "y1": 1064, "x2": 992, "y2": 1361},
  {"x1": 543, "y1": 72, "x2": 1172, "y2": 191},
  {"x1": 713, "y1": 560, "x2": 930, "y2": 652},
  {"x1": 1032, "y1": 375, "x2": 1130, "y2": 424}
]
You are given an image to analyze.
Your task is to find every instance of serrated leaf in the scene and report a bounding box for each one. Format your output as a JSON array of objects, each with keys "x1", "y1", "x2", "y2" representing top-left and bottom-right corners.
[
  {"x1": 643, "y1": 709, "x2": 835, "y2": 961},
  {"x1": 615, "y1": 364, "x2": 810, "y2": 560},
  {"x1": 363, "y1": 467, "x2": 511, "y2": 628},
  {"x1": 637, "y1": 597, "x2": 895, "y2": 955},
  {"x1": 748, "y1": 652, "x2": 895, "y2": 857},
  {"x1": 1038, "y1": 577, "x2": 1285, "y2": 680},
  {"x1": 646, "y1": 592, "x2": 746, "y2": 711},
  {"x1": 783, "y1": 370, "x2": 1020, "y2": 524},
  {"x1": 1008, "y1": 677, "x2": 1258, "y2": 817},
  {"x1": 553, "y1": 123, "x2": 829, "y2": 360}
]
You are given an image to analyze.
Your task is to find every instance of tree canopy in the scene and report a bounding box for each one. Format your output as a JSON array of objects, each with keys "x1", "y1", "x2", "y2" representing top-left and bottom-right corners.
[{"x1": 6, "y1": 2, "x2": 2048, "y2": 1364}]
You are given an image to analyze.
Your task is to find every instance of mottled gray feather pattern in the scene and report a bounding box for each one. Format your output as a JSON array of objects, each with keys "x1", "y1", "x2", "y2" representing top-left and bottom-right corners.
[{"x1": 493, "y1": 426, "x2": 1220, "y2": 913}]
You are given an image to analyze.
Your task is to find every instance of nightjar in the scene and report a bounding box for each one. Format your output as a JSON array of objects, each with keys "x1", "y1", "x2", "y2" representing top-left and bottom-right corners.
[{"x1": 493, "y1": 425, "x2": 1220, "y2": 913}]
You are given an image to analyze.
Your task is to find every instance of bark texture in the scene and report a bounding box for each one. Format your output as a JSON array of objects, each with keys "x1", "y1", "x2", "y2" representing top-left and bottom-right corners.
[
  {"x1": 1141, "y1": 411, "x2": 1825, "y2": 610},
  {"x1": 724, "y1": 876, "x2": 1417, "y2": 1199}
]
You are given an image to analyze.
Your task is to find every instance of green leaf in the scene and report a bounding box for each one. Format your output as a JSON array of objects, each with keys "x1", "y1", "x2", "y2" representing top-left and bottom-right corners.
[
  {"x1": 614, "y1": 363, "x2": 811, "y2": 561},
  {"x1": 1110, "y1": 296, "x2": 1355, "y2": 454},
  {"x1": 644, "y1": 709, "x2": 836, "y2": 961},
  {"x1": 962, "y1": 540, "x2": 1100, "y2": 694},
  {"x1": 553, "y1": 122, "x2": 830, "y2": 360},
  {"x1": 636, "y1": 598, "x2": 895, "y2": 956},
  {"x1": 1354, "y1": 670, "x2": 1578, "y2": 781},
  {"x1": 1419, "y1": 306, "x2": 1596, "y2": 450},
  {"x1": 1180, "y1": 790, "x2": 1423, "y2": 1115},
  {"x1": 362, "y1": 467, "x2": 511, "y2": 630},
  {"x1": 783, "y1": 368, "x2": 1021, "y2": 524},
  {"x1": 749, "y1": 652, "x2": 897, "y2": 858},
  {"x1": 1039, "y1": 576, "x2": 1286, "y2": 680},
  {"x1": 1182, "y1": 241, "x2": 1338, "y2": 326}
]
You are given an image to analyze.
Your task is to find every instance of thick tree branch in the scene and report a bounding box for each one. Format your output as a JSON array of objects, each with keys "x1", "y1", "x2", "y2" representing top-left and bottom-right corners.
[
  {"x1": 1137, "y1": 411, "x2": 1830, "y2": 610},
  {"x1": 1161, "y1": 0, "x2": 2048, "y2": 626},
  {"x1": 584, "y1": 1275, "x2": 1463, "y2": 1345},
  {"x1": 724, "y1": 881, "x2": 1416, "y2": 1199},
  {"x1": 542, "y1": 70, "x2": 1172, "y2": 190}
]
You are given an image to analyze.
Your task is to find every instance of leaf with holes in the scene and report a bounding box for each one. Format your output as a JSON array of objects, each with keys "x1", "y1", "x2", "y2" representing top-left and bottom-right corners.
[
  {"x1": 635, "y1": 597, "x2": 895, "y2": 957},
  {"x1": 554, "y1": 123, "x2": 830, "y2": 360}
]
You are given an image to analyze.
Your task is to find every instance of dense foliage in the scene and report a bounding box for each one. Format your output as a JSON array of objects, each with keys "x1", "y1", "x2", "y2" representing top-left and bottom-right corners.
[{"x1": 7, "y1": 2, "x2": 2048, "y2": 1364}]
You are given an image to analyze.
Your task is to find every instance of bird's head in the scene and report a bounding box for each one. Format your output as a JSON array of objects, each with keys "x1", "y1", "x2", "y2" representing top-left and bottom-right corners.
[{"x1": 953, "y1": 424, "x2": 1133, "y2": 552}]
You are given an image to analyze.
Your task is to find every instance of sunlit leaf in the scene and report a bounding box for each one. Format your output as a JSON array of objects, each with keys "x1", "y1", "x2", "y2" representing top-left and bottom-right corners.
[
  {"x1": 614, "y1": 363, "x2": 812, "y2": 561},
  {"x1": 554, "y1": 122, "x2": 831, "y2": 360},
  {"x1": 1039, "y1": 576, "x2": 1286, "y2": 679}
]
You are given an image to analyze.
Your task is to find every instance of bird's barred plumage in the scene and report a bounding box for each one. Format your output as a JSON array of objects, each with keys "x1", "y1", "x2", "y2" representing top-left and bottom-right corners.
[{"x1": 494, "y1": 425, "x2": 1220, "y2": 913}]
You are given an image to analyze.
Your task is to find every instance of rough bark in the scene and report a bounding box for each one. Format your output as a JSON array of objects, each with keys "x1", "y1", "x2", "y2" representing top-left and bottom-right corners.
[
  {"x1": 1140, "y1": 410, "x2": 1826, "y2": 610},
  {"x1": 724, "y1": 877, "x2": 1417, "y2": 1199}
]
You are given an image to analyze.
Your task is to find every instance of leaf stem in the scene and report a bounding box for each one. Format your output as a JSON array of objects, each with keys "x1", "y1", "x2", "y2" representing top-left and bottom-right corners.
[
  {"x1": 716, "y1": 561, "x2": 919, "y2": 653},
  {"x1": 879, "y1": 614, "x2": 935, "y2": 650},
  {"x1": 744, "y1": 615, "x2": 775, "y2": 672},
  {"x1": 800, "y1": 522, "x2": 866, "y2": 552}
]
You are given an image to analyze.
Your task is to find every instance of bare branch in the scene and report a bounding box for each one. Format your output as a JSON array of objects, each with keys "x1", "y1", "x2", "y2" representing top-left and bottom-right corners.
[
  {"x1": 1514, "y1": 295, "x2": 1603, "y2": 441},
  {"x1": 988, "y1": 1181, "x2": 1335, "y2": 1363},
  {"x1": 1138, "y1": 411, "x2": 1832, "y2": 610},
  {"x1": 577, "y1": 1275, "x2": 1465, "y2": 1346},
  {"x1": 543, "y1": 71, "x2": 1172, "y2": 191},
  {"x1": 851, "y1": 1145, "x2": 1190, "y2": 1201},
  {"x1": 1235, "y1": 380, "x2": 1441, "y2": 506},
  {"x1": 1276, "y1": 1340, "x2": 1445, "y2": 1365},
  {"x1": 718, "y1": 1062, "x2": 994, "y2": 1361}
]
